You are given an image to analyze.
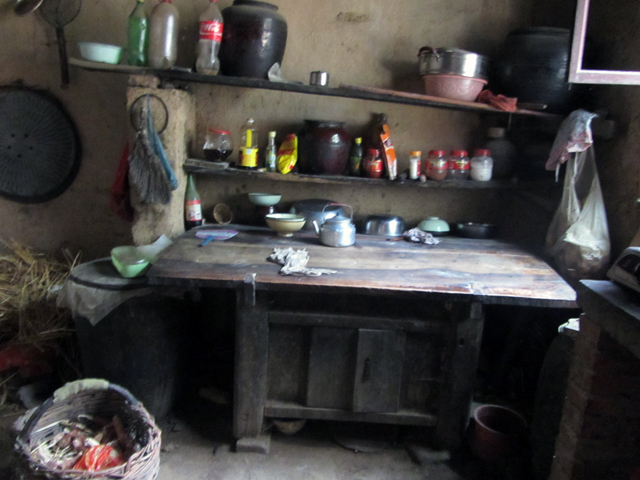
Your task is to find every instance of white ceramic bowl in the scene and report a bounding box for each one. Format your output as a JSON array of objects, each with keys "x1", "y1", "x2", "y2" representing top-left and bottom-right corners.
[
  {"x1": 248, "y1": 193, "x2": 282, "y2": 206},
  {"x1": 78, "y1": 42, "x2": 123, "y2": 64}
]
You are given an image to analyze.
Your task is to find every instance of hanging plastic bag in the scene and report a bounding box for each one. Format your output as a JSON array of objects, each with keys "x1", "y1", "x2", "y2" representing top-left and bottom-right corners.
[{"x1": 545, "y1": 147, "x2": 610, "y2": 281}]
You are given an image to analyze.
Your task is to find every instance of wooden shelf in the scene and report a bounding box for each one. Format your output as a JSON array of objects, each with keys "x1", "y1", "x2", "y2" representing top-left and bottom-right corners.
[
  {"x1": 70, "y1": 58, "x2": 560, "y2": 119},
  {"x1": 184, "y1": 158, "x2": 559, "y2": 190},
  {"x1": 264, "y1": 400, "x2": 437, "y2": 426}
]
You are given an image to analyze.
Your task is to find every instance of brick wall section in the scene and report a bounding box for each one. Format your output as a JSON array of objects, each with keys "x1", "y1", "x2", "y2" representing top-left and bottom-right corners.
[{"x1": 550, "y1": 314, "x2": 640, "y2": 480}]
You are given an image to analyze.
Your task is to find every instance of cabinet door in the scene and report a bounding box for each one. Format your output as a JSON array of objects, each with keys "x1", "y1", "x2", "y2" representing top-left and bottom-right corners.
[
  {"x1": 306, "y1": 327, "x2": 357, "y2": 410},
  {"x1": 352, "y1": 329, "x2": 406, "y2": 413}
]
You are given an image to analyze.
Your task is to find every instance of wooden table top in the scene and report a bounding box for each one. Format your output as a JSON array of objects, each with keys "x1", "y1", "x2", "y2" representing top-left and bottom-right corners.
[{"x1": 148, "y1": 225, "x2": 577, "y2": 308}]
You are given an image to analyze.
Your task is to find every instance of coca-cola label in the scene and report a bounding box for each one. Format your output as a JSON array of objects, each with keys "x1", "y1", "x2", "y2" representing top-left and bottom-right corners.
[{"x1": 200, "y1": 21, "x2": 223, "y2": 42}]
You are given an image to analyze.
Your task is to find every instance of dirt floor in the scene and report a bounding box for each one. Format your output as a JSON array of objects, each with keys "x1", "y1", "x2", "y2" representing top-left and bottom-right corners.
[{"x1": 0, "y1": 398, "x2": 534, "y2": 480}]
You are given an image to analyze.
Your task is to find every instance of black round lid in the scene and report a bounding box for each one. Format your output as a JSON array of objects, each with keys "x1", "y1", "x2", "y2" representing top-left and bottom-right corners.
[
  {"x1": 0, "y1": 87, "x2": 81, "y2": 203},
  {"x1": 70, "y1": 259, "x2": 148, "y2": 291}
]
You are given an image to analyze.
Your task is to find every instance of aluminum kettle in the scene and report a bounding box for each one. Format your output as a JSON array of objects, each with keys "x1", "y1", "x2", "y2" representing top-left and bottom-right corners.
[{"x1": 312, "y1": 204, "x2": 355, "y2": 247}]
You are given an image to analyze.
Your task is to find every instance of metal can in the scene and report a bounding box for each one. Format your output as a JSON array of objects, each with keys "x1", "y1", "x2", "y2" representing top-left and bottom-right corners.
[{"x1": 409, "y1": 151, "x2": 422, "y2": 179}]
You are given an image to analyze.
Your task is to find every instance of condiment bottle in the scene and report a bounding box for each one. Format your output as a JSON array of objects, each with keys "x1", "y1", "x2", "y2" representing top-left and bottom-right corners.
[
  {"x1": 349, "y1": 137, "x2": 363, "y2": 176},
  {"x1": 470, "y1": 149, "x2": 494, "y2": 181},
  {"x1": 127, "y1": 0, "x2": 149, "y2": 66},
  {"x1": 363, "y1": 149, "x2": 383, "y2": 179},
  {"x1": 447, "y1": 150, "x2": 470, "y2": 180},
  {"x1": 265, "y1": 131, "x2": 277, "y2": 172},
  {"x1": 409, "y1": 151, "x2": 422, "y2": 180},
  {"x1": 238, "y1": 118, "x2": 258, "y2": 169},
  {"x1": 484, "y1": 127, "x2": 516, "y2": 179},
  {"x1": 195, "y1": 0, "x2": 223, "y2": 75},
  {"x1": 185, "y1": 174, "x2": 203, "y2": 230},
  {"x1": 148, "y1": 0, "x2": 179, "y2": 69},
  {"x1": 426, "y1": 150, "x2": 448, "y2": 181}
]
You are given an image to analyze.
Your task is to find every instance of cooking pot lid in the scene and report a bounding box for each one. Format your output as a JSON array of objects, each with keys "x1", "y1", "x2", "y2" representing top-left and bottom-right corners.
[
  {"x1": 325, "y1": 214, "x2": 352, "y2": 225},
  {"x1": 0, "y1": 86, "x2": 81, "y2": 203}
]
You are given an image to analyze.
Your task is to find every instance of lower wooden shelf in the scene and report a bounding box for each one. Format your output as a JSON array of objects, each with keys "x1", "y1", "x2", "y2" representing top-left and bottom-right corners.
[{"x1": 264, "y1": 400, "x2": 438, "y2": 426}]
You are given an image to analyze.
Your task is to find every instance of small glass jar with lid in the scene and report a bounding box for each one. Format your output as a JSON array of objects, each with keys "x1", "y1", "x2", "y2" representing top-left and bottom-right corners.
[
  {"x1": 447, "y1": 150, "x2": 470, "y2": 180},
  {"x1": 363, "y1": 149, "x2": 384, "y2": 179},
  {"x1": 470, "y1": 149, "x2": 494, "y2": 181},
  {"x1": 426, "y1": 150, "x2": 448, "y2": 181}
]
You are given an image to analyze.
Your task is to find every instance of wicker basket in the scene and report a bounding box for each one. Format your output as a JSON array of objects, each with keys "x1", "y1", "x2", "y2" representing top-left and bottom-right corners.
[{"x1": 14, "y1": 379, "x2": 161, "y2": 480}]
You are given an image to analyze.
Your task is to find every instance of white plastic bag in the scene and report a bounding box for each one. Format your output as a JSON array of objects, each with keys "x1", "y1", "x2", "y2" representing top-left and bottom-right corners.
[{"x1": 545, "y1": 147, "x2": 610, "y2": 281}]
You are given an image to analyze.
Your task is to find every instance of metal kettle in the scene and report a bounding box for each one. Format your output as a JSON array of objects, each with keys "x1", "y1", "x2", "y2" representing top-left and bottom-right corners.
[{"x1": 312, "y1": 204, "x2": 355, "y2": 247}]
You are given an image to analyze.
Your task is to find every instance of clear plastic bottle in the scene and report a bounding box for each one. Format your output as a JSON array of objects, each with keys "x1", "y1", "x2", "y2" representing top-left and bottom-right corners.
[
  {"x1": 127, "y1": 0, "x2": 148, "y2": 66},
  {"x1": 446, "y1": 150, "x2": 470, "y2": 180},
  {"x1": 238, "y1": 118, "x2": 258, "y2": 169},
  {"x1": 265, "y1": 131, "x2": 277, "y2": 172},
  {"x1": 195, "y1": 0, "x2": 223, "y2": 75},
  {"x1": 470, "y1": 149, "x2": 494, "y2": 181},
  {"x1": 148, "y1": 0, "x2": 179, "y2": 69}
]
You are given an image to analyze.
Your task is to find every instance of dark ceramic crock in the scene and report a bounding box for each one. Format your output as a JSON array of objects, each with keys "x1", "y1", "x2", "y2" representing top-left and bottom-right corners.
[
  {"x1": 298, "y1": 120, "x2": 352, "y2": 175},
  {"x1": 219, "y1": 0, "x2": 288, "y2": 79}
]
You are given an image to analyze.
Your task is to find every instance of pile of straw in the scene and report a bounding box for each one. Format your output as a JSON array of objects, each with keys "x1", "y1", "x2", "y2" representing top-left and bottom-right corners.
[{"x1": 0, "y1": 241, "x2": 78, "y2": 350}]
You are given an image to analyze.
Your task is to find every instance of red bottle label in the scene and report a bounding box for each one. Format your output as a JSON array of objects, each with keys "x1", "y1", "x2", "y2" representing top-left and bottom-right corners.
[
  {"x1": 200, "y1": 21, "x2": 223, "y2": 42},
  {"x1": 185, "y1": 200, "x2": 202, "y2": 221}
]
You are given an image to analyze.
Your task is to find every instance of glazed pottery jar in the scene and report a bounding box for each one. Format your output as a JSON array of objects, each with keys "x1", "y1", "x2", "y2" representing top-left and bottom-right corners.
[
  {"x1": 298, "y1": 120, "x2": 352, "y2": 175},
  {"x1": 491, "y1": 27, "x2": 579, "y2": 113},
  {"x1": 218, "y1": 0, "x2": 287, "y2": 79}
]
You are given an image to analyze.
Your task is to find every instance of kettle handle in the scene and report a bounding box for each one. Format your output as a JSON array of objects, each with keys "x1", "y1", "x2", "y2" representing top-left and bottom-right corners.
[
  {"x1": 324, "y1": 203, "x2": 353, "y2": 220},
  {"x1": 418, "y1": 46, "x2": 442, "y2": 61}
]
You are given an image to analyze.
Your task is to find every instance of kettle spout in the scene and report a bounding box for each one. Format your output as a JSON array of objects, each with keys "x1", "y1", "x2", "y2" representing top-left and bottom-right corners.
[{"x1": 312, "y1": 220, "x2": 321, "y2": 236}]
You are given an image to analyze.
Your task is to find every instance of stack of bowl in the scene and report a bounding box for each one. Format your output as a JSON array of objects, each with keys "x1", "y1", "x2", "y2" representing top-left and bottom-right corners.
[{"x1": 418, "y1": 47, "x2": 488, "y2": 102}]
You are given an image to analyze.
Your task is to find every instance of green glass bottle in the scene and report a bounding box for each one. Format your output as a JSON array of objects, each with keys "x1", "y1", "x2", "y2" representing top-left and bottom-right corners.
[
  {"x1": 185, "y1": 175, "x2": 203, "y2": 230},
  {"x1": 127, "y1": 0, "x2": 149, "y2": 66}
]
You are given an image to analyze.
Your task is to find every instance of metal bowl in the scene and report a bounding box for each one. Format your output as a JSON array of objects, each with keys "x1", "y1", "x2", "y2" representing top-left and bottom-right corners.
[
  {"x1": 362, "y1": 215, "x2": 405, "y2": 237},
  {"x1": 418, "y1": 47, "x2": 488, "y2": 80},
  {"x1": 455, "y1": 222, "x2": 497, "y2": 239}
]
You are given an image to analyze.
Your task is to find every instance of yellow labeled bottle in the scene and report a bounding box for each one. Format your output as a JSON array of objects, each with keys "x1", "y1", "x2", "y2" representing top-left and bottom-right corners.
[{"x1": 238, "y1": 118, "x2": 258, "y2": 169}]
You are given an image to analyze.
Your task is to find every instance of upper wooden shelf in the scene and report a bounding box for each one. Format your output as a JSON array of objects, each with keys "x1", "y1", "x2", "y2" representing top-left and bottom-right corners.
[{"x1": 69, "y1": 58, "x2": 560, "y2": 119}]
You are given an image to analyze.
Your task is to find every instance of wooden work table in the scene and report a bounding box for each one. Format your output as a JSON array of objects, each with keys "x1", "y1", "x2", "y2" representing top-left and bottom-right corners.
[{"x1": 149, "y1": 225, "x2": 576, "y2": 452}]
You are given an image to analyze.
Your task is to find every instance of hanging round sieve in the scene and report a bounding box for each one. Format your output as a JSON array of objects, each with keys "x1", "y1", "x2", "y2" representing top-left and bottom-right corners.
[{"x1": 0, "y1": 86, "x2": 81, "y2": 203}]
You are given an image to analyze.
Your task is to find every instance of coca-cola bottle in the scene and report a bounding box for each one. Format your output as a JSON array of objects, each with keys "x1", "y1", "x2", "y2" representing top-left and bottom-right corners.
[{"x1": 196, "y1": 0, "x2": 223, "y2": 75}]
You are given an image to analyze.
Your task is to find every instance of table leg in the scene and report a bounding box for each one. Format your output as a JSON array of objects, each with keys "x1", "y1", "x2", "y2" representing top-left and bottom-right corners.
[
  {"x1": 435, "y1": 301, "x2": 484, "y2": 449},
  {"x1": 233, "y1": 280, "x2": 269, "y2": 441}
]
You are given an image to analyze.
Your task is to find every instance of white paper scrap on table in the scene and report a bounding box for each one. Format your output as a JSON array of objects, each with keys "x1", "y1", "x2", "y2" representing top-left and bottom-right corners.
[{"x1": 269, "y1": 248, "x2": 337, "y2": 276}]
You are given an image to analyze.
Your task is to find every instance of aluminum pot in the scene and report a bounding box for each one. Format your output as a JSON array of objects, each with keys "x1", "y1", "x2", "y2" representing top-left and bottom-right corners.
[
  {"x1": 418, "y1": 47, "x2": 488, "y2": 80},
  {"x1": 362, "y1": 215, "x2": 405, "y2": 237},
  {"x1": 289, "y1": 199, "x2": 347, "y2": 231}
]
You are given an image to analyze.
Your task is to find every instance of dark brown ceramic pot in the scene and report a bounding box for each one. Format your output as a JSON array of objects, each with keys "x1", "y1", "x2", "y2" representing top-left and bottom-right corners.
[
  {"x1": 219, "y1": 0, "x2": 287, "y2": 79},
  {"x1": 298, "y1": 120, "x2": 352, "y2": 175}
]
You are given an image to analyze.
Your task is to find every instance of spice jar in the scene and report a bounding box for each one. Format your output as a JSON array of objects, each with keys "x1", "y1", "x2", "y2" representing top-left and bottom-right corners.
[
  {"x1": 363, "y1": 149, "x2": 383, "y2": 179},
  {"x1": 426, "y1": 150, "x2": 448, "y2": 181},
  {"x1": 470, "y1": 149, "x2": 494, "y2": 181},
  {"x1": 409, "y1": 151, "x2": 422, "y2": 180},
  {"x1": 447, "y1": 150, "x2": 470, "y2": 180},
  {"x1": 203, "y1": 128, "x2": 234, "y2": 162}
]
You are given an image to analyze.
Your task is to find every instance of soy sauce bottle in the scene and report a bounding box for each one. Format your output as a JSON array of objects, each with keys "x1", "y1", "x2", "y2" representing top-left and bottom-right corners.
[{"x1": 185, "y1": 174, "x2": 203, "y2": 230}]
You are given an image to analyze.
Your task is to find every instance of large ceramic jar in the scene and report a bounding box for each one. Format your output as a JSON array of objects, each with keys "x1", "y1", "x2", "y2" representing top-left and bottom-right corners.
[
  {"x1": 491, "y1": 27, "x2": 579, "y2": 113},
  {"x1": 218, "y1": 0, "x2": 287, "y2": 79},
  {"x1": 298, "y1": 120, "x2": 352, "y2": 175}
]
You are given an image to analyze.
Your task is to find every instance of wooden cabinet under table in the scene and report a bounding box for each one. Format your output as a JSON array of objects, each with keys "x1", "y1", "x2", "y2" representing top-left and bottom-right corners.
[{"x1": 148, "y1": 226, "x2": 576, "y2": 450}]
